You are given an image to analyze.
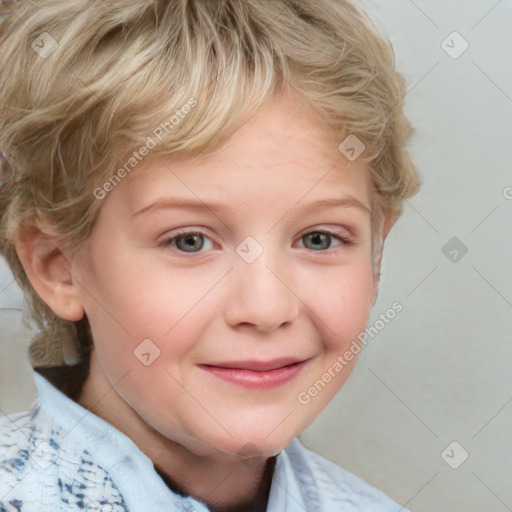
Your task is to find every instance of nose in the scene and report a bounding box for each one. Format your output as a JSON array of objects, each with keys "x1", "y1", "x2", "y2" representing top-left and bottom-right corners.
[{"x1": 223, "y1": 246, "x2": 300, "y2": 333}]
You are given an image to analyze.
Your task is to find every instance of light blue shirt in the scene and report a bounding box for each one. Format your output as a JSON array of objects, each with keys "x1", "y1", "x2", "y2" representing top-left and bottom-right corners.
[{"x1": 0, "y1": 372, "x2": 409, "y2": 511}]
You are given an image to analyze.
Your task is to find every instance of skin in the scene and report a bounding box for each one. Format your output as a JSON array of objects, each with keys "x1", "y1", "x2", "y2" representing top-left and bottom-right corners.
[{"x1": 16, "y1": 90, "x2": 394, "y2": 512}]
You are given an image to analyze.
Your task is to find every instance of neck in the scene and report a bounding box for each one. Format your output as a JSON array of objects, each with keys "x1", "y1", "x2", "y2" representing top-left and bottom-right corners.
[
  {"x1": 154, "y1": 455, "x2": 276, "y2": 512},
  {"x1": 142, "y1": 430, "x2": 276, "y2": 512}
]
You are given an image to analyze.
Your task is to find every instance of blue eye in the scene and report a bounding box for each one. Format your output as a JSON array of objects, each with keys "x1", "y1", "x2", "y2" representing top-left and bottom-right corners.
[
  {"x1": 158, "y1": 231, "x2": 214, "y2": 253},
  {"x1": 158, "y1": 229, "x2": 354, "y2": 254},
  {"x1": 300, "y1": 231, "x2": 352, "y2": 251}
]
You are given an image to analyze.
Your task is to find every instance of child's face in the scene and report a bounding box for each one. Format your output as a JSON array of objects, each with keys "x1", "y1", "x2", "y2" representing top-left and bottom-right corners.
[{"x1": 72, "y1": 92, "x2": 379, "y2": 458}]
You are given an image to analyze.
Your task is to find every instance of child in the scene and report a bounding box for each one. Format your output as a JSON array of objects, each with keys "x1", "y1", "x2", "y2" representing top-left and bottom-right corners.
[{"x1": 0, "y1": 0, "x2": 421, "y2": 510}]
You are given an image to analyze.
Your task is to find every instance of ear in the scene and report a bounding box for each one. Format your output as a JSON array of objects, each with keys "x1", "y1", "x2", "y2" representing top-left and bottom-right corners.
[
  {"x1": 371, "y1": 213, "x2": 396, "y2": 305},
  {"x1": 15, "y1": 224, "x2": 85, "y2": 322},
  {"x1": 382, "y1": 214, "x2": 395, "y2": 241}
]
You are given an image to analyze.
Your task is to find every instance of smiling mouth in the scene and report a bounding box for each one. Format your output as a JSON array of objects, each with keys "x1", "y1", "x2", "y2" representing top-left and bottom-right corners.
[{"x1": 198, "y1": 358, "x2": 310, "y2": 389}]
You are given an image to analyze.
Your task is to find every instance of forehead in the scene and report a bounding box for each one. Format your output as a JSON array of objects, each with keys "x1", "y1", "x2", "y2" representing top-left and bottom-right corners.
[{"x1": 116, "y1": 91, "x2": 374, "y2": 213}]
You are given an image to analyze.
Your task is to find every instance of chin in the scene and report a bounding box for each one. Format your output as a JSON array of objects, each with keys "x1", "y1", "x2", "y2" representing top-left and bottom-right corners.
[{"x1": 209, "y1": 425, "x2": 301, "y2": 460}]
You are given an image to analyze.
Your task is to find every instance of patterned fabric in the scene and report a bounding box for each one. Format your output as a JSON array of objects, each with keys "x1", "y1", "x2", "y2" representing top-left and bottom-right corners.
[
  {"x1": 0, "y1": 405, "x2": 127, "y2": 512},
  {"x1": 0, "y1": 372, "x2": 409, "y2": 512}
]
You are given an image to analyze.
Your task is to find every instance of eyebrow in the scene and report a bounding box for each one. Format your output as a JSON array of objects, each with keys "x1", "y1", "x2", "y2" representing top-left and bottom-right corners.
[{"x1": 132, "y1": 195, "x2": 372, "y2": 218}]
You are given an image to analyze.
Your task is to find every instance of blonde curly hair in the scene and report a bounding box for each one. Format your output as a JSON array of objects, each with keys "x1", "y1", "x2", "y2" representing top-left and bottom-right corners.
[{"x1": 0, "y1": 0, "x2": 420, "y2": 375}]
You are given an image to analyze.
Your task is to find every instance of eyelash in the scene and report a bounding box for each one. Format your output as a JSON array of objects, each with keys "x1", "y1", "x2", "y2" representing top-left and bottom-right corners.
[{"x1": 157, "y1": 228, "x2": 355, "y2": 254}]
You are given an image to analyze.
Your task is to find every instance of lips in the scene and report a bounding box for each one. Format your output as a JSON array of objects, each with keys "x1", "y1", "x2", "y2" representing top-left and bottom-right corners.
[
  {"x1": 198, "y1": 357, "x2": 311, "y2": 389},
  {"x1": 202, "y1": 357, "x2": 306, "y2": 372}
]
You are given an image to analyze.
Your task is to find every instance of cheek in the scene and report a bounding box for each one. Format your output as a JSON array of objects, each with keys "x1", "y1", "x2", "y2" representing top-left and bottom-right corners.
[
  {"x1": 339, "y1": 269, "x2": 374, "y2": 324},
  {"x1": 76, "y1": 248, "x2": 211, "y2": 368},
  {"x1": 305, "y1": 259, "x2": 375, "y2": 347}
]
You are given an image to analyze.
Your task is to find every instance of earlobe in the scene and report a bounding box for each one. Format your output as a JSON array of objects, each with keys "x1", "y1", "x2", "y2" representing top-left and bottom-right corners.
[{"x1": 15, "y1": 225, "x2": 85, "y2": 322}]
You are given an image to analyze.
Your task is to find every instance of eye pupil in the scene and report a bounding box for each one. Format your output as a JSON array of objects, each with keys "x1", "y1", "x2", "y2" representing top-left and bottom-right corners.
[
  {"x1": 305, "y1": 232, "x2": 330, "y2": 250},
  {"x1": 177, "y1": 233, "x2": 203, "y2": 252}
]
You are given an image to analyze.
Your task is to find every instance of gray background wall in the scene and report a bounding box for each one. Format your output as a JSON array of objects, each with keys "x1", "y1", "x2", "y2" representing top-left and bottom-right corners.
[{"x1": 1, "y1": 1, "x2": 511, "y2": 511}]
